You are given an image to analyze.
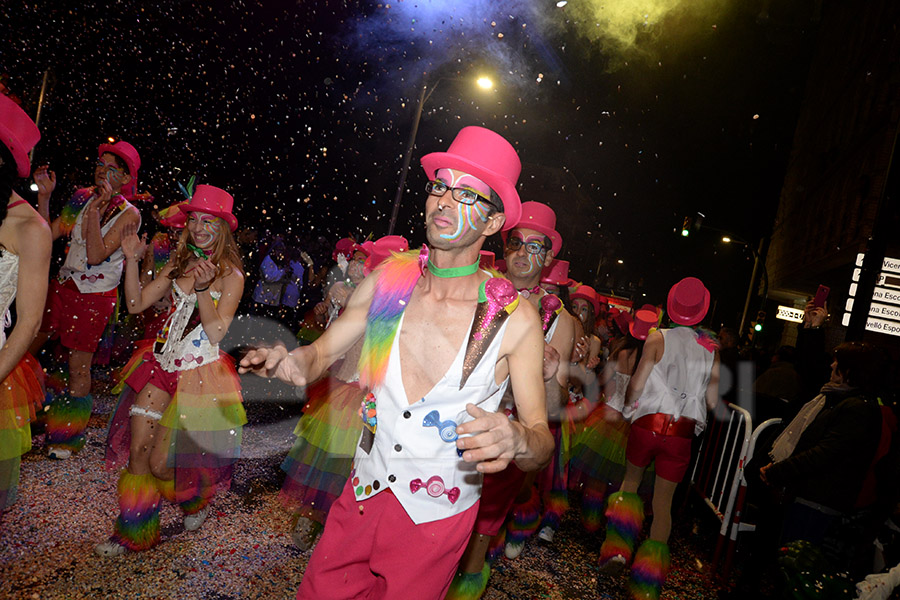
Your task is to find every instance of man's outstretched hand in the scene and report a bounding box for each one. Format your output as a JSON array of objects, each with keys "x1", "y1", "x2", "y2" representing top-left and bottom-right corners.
[
  {"x1": 239, "y1": 344, "x2": 309, "y2": 387},
  {"x1": 456, "y1": 403, "x2": 524, "y2": 474}
]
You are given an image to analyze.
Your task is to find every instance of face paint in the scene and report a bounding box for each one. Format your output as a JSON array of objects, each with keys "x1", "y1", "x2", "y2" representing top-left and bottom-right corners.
[
  {"x1": 572, "y1": 299, "x2": 591, "y2": 324},
  {"x1": 505, "y1": 232, "x2": 546, "y2": 276},
  {"x1": 188, "y1": 212, "x2": 222, "y2": 250},
  {"x1": 434, "y1": 168, "x2": 491, "y2": 243}
]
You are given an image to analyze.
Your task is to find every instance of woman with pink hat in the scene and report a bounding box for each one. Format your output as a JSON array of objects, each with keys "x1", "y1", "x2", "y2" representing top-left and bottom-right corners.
[
  {"x1": 569, "y1": 309, "x2": 658, "y2": 533},
  {"x1": 96, "y1": 184, "x2": 246, "y2": 556},
  {"x1": 279, "y1": 235, "x2": 408, "y2": 551},
  {"x1": 0, "y1": 94, "x2": 51, "y2": 511},
  {"x1": 598, "y1": 277, "x2": 720, "y2": 600}
]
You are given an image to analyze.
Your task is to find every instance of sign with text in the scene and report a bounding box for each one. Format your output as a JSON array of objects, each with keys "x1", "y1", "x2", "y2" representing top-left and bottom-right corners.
[
  {"x1": 865, "y1": 317, "x2": 900, "y2": 337},
  {"x1": 776, "y1": 306, "x2": 804, "y2": 323},
  {"x1": 844, "y1": 254, "x2": 900, "y2": 336}
]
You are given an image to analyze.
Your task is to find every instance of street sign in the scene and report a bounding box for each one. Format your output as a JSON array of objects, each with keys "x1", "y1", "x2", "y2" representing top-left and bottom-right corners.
[
  {"x1": 844, "y1": 254, "x2": 900, "y2": 337},
  {"x1": 865, "y1": 317, "x2": 900, "y2": 337},
  {"x1": 776, "y1": 306, "x2": 804, "y2": 323}
]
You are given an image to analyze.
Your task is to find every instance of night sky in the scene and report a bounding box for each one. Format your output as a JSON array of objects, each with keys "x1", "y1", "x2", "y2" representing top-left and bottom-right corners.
[{"x1": 3, "y1": 0, "x2": 822, "y2": 327}]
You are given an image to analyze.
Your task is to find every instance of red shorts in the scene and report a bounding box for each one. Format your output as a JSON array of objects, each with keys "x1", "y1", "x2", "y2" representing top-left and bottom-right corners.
[
  {"x1": 126, "y1": 354, "x2": 178, "y2": 396},
  {"x1": 41, "y1": 279, "x2": 117, "y2": 353},
  {"x1": 475, "y1": 462, "x2": 527, "y2": 536},
  {"x1": 298, "y1": 482, "x2": 478, "y2": 600},
  {"x1": 625, "y1": 421, "x2": 693, "y2": 483}
]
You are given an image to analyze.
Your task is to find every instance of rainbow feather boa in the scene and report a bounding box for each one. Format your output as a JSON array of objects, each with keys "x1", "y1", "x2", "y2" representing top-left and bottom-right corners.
[
  {"x1": 358, "y1": 250, "x2": 422, "y2": 389},
  {"x1": 57, "y1": 189, "x2": 93, "y2": 237}
]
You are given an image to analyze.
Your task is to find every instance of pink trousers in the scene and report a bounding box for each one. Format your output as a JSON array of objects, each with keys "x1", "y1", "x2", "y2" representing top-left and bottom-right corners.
[{"x1": 297, "y1": 480, "x2": 479, "y2": 600}]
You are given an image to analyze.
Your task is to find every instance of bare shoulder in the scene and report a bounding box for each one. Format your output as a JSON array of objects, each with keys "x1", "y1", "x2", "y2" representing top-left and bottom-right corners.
[{"x1": 11, "y1": 211, "x2": 52, "y2": 254}]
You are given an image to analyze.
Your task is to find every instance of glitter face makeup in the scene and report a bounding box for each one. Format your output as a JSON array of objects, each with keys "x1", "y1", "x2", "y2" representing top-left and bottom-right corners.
[
  {"x1": 188, "y1": 212, "x2": 222, "y2": 250},
  {"x1": 505, "y1": 232, "x2": 546, "y2": 277},
  {"x1": 433, "y1": 168, "x2": 492, "y2": 243}
]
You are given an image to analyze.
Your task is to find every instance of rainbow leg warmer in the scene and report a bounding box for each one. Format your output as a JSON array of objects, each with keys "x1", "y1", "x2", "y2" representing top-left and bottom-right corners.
[
  {"x1": 581, "y1": 482, "x2": 608, "y2": 533},
  {"x1": 599, "y1": 491, "x2": 644, "y2": 567},
  {"x1": 444, "y1": 562, "x2": 490, "y2": 600},
  {"x1": 505, "y1": 485, "x2": 541, "y2": 545},
  {"x1": 485, "y1": 527, "x2": 507, "y2": 565},
  {"x1": 629, "y1": 540, "x2": 670, "y2": 600},
  {"x1": 176, "y1": 467, "x2": 215, "y2": 515},
  {"x1": 0, "y1": 456, "x2": 21, "y2": 511},
  {"x1": 110, "y1": 471, "x2": 161, "y2": 551},
  {"x1": 44, "y1": 393, "x2": 92, "y2": 452}
]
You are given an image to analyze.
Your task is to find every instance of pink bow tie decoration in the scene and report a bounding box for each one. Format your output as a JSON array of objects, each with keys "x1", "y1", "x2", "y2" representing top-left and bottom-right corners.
[{"x1": 409, "y1": 475, "x2": 460, "y2": 504}]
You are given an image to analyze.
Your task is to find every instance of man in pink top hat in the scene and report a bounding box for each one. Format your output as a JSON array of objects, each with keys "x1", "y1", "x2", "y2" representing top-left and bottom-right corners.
[
  {"x1": 599, "y1": 277, "x2": 721, "y2": 600},
  {"x1": 241, "y1": 126, "x2": 553, "y2": 600},
  {"x1": 30, "y1": 141, "x2": 141, "y2": 460},
  {"x1": 444, "y1": 202, "x2": 576, "y2": 596}
]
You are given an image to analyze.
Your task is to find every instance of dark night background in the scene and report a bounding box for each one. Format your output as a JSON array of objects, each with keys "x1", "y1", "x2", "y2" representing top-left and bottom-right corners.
[{"x1": 2, "y1": 0, "x2": 823, "y2": 327}]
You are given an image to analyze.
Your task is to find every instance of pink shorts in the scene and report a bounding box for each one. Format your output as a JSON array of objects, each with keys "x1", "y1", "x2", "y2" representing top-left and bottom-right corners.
[
  {"x1": 298, "y1": 482, "x2": 478, "y2": 600},
  {"x1": 475, "y1": 462, "x2": 527, "y2": 536},
  {"x1": 126, "y1": 354, "x2": 179, "y2": 396},
  {"x1": 41, "y1": 279, "x2": 117, "y2": 353},
  {"x1": 625, "y1": 424, "x2": 693, "y2": 483}
]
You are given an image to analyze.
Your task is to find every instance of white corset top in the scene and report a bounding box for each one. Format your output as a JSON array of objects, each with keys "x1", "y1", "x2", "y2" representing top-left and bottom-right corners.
[{"x1": 155, "y1": 281, "x2": 222, "y2": 372}]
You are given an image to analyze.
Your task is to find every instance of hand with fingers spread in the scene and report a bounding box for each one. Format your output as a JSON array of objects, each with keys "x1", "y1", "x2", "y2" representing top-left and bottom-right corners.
[
  {"x1": 238, "y1": 344, "x2": 310, "y2": 387},
  {"x1": 120, "y1": 222, "x2": 147, "y2": 263},
  {"x1": 456, "y1": 403, "x2": 526, "y2": 474},
  {"x1": 33, "y1": 165, "x2": 56, "y2": 198}
]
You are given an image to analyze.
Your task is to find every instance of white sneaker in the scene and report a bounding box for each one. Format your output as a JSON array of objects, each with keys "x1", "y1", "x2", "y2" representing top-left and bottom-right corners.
[
  {"x1": 47, "y1": 447, "x2": 72, "y2": 460},
  {"x1": 537, "y1": 526, "x2": 556, "y2": 543},
  {"x1": 183, "y1": 507, "x2": 209, "y2": 531},
  {"x1": 505, "y1": 541, "x2": 524, "y2": 559},
  {"x1": 95, "y1": 539, "x2": 128, "y2": 557}
]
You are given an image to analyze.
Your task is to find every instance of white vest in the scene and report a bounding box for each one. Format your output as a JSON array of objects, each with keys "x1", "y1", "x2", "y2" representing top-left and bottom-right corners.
[
  {"x1": 155, "y1": 283, "x2": 221, "y2": 372},
  {"x1": 352, "y1": 310, "x2": 511, "y2": 525},
  {"x1": 631, "y1": 327, "x2": 715, "y2": 435},
  {"x1": 59, "y1": 195, "x2": 138, "y2": 293}
]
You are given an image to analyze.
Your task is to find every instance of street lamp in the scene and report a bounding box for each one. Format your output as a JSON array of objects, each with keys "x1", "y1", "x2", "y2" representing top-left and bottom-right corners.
[
  {"x1": 387, "y1": 75, "x2": 495, "y2": 235},
  {"x1": 721, "y1": 236, "x2": 768, "y2": 337}
]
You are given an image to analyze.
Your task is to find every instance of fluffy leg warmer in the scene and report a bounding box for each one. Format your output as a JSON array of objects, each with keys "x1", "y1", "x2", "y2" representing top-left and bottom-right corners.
[
  {"x1": 599, "y1": 491, "x2": 645, "y2": 568},
  {"x1": 629, "y1": 540, "x2": 670, "y2": 600},
  {"x1": 45, "y1": 393, "x2": 93, "y2": 452},
  {"x1": 505, "y1": 485, "x2": 541, "y2": 546},
  {"x1": 110, "y1": 471, "x2": 161, "y2": 551},
  {"x1": 581, "y1": 482, "x2": 608, "y2": 533},
  {"x1": 444, "y1": 562, "x2": 490, "y2": 600}
]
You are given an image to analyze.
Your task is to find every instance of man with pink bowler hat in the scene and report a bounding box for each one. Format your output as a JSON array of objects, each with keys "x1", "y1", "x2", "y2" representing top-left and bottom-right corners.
[
  {"x1": 241, "y1": 126, "x2": 553, "y2": 600},
  {"x1": 599, "y1": 277, "x2": 721, "y2": 600},
  {"x1": 31, "y1": 140, "x2": 141, "y2": 460},
  {"x1": 444, "y1": 202, "x2": 575, "y2": 597}
]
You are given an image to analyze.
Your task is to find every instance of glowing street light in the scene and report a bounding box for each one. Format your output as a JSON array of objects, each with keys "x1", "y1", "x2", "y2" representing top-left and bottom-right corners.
[
  {"x1": 722, "y1": 236, "x2": 732, "y2": 243},
  {"x1": 388, "y1": 74, "x2": 499, "y2": 235},
  {"x1": 556, "y1": 1, "x2": 568, "y2": 7}
]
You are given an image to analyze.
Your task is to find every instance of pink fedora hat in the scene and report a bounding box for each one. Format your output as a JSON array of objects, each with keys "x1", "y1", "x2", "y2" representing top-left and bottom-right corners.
[
  {"x1": 479, "y1": 250, "x2": 495, "y2": 269},
  {"x1": 571, "y1": 285, "x2": 600, "y2": 316},
  {"x1": 667, "y1": 277, "x2": 710, "y2": 326},
  {"x1": 503, "y1": 201, "x2": 562, "y2": 254},
  {"x1": 630, "y1": 309, "x2": 658, "y2": 340},
  {"x1": 361, "y1": 235, "x2": 409, "y2": 274},
  {"x1": 541, "y1": 259, "x2": 570, "y2": 286},
  {"x1": 0, "y1": 94, "x2": 40, "y2": 177},
  {"x1": 420, "y1": 126, "x2": 522, "y2": 231},
  {"x1": 179, "y1": 184, "x2": 238, "y2": 231}
]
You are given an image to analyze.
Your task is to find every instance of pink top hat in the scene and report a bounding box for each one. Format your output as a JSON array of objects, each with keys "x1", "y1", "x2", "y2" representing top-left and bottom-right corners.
[
  {"x1": 178, "y1": 184, "x2": 238, "y2": 232},
  {"x1": 420, "y1": 126, "x2": 522, "y2": 231},
  {"x1": 479, "y1": 250, "x2": 495, "y2": 269},
  {"x1": 502, "y1": 201, "x2": 563, "y2": 254},
  {"x1": 541, "y1": 259, "x2": 570, "y2": 286},
  {"x1": 98, "y1": 140, "x2": 141, "y2": 178},
  {"x1": 640, "y1": 303, "x2": 660, "y2": 316},
  {"x1": 613, "y1": 311, "x2": 633, "y2": 336},
  {"x1": 495, "y1": 258, "x2": 507, "y2": 273},
  {"x1": 571, "y1": 285, "x2": 600, "y2": 316},
  {"x1": 0, "y1": 94, "x2": 40, "y2": 177},
  {"x1": 630, "y1": 309, "x2": 658, "y2": 340},
  {"x1": 667, "y1": 277, "x2": 710, "y2": 326},
  {"x1": 361, "y1": 235, "x2": 409, "y2": 275},
  {"x1": 333, "y1": 237, "x2": 359, "y2": 263}
]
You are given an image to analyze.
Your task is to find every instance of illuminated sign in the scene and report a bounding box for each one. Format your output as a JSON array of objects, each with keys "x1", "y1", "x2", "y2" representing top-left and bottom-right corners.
[{"x1": 776, "y1": 306, "x2": 804, "y2": 323}]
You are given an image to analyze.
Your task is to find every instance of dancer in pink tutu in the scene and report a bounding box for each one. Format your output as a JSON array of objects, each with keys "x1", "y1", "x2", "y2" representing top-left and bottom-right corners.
[
  {"x1": 96, "y1": 185, "x2": 245, "y2": 556},
  {"x1": 0, "y1": 94, "x2": 51, "y2": 513},
  {"x1": 242, "y1": 126, "x2": 554, "y2": 599}
]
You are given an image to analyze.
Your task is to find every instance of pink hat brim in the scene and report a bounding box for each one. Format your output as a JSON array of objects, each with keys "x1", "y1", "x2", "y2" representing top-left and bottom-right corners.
[{"x1": 179, "y1": 205, "x2": 238, "y2": 232}]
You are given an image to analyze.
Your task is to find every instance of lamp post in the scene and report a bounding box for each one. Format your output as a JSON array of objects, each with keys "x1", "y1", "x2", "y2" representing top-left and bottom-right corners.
[
  {"x1": 386, "y1": 75, "x2": 494, "y2": 236},
  {"x1": 721, "y1": 236, "x2": 768, "y2": 336}
]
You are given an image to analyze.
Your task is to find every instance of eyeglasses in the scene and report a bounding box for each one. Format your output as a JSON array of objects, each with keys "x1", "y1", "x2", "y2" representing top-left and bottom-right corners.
[
  {"x1": 506, "y1": 236, "x2": 548, "y2": 255},
  {"x1": 425, "y1": 180, "x2": 499, "y2": 211}
]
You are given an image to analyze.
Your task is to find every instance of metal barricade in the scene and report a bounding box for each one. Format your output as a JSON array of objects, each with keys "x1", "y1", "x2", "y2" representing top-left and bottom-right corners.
[{"x1": 687, "y1": 403, "x2": 752, "y2": 577}]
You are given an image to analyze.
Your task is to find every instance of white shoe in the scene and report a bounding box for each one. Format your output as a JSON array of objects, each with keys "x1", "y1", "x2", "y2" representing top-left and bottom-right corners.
[
  {"x1": 95, "y1": 539, "x2": 128, "y2": 557},
  {"x1": 47, "y1": 447, "x2": 72, "y2": 460},
  {"x1": 505, "y1": 541, "x2": 524, "y2": 559},
  {"x1": 183, "y1": 507, "x2": 209, "y2": 531},
  {"x1": 537, "y1": 526, "x2": 556, "y2": 543}
]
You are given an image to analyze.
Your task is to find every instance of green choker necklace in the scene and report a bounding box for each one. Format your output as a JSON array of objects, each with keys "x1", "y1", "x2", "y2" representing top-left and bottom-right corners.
[{"x1": 427, "y1": 257, "x2": 480, "y2": 278}]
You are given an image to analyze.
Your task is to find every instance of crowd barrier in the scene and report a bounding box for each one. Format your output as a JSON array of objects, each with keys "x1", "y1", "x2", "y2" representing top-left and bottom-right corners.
[{"x1": 687, "y1": 405, "x2": 784, "y2": 578}]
